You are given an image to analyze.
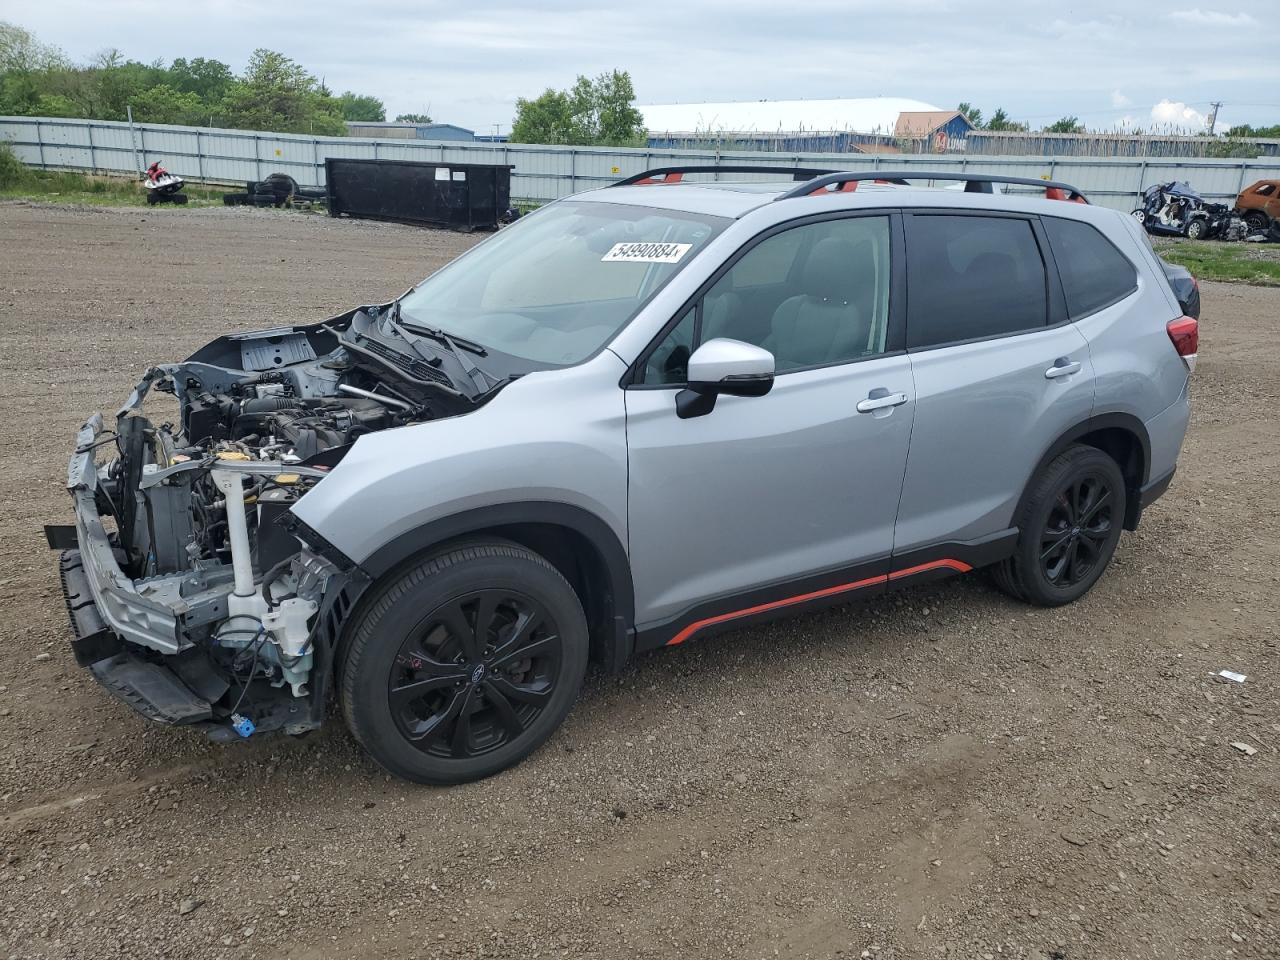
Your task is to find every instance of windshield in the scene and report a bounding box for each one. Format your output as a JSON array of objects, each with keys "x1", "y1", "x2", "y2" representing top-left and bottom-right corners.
[{"x1": 398, "y1": 201, "x2": 727, "y2": 365}]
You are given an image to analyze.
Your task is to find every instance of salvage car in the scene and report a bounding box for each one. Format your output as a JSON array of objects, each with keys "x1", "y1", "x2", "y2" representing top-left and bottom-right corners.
[
  {"x1": 1235, "y1": 179, "x2": 1280, "y2": 235},
  {"x1": 1133, "y1": 180, "x2": 1245, "y2": 241},
  {"x1": 51, "y1": 167, "x2": 1196, "y2": 784}
]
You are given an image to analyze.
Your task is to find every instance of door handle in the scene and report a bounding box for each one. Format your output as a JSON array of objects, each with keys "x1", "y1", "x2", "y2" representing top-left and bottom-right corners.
[
  {"x1": 856, "y1": 391, "x2": 908, "y2": 413},
  {"x1": 1044, "y1": 358, "x2": 1082, "y2": 379}
]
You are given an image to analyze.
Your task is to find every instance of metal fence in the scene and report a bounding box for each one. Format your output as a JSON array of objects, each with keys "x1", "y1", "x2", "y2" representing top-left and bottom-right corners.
[{"x1": 5, "y1": 115, "x2": 1280, "y2": 213}]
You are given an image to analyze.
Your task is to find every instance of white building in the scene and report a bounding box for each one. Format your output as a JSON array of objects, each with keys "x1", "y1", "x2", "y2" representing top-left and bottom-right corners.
[{"x1": 640, "y1": 97, "x2": 943, "y2": 135}]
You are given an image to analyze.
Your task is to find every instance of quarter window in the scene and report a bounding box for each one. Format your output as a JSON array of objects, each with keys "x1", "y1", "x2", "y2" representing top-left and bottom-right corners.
[
  {"x1": 906, "y1": 215, "x2": 1048, "y2": 349},
  {"x1": 1043, "y1": 217, "x2": 1139, "y2": 317}
]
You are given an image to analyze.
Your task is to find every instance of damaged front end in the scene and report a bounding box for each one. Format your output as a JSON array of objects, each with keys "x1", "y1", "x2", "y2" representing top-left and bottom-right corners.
[{"x1": 50, "y1": 305, "x2": 486, "y2": 741}]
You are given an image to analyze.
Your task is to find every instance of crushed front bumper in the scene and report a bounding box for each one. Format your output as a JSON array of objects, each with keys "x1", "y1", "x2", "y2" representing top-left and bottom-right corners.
[
  {"x1": 55, "y1": 413, "x2": 355, "y2": 736},
  {"x1": 63, "y1": 414, "x2": 233, "y2": 656}
]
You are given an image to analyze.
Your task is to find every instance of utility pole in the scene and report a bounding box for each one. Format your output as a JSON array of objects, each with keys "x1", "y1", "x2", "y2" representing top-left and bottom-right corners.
[{"x1": 1207, "y1": 101, "x2": 1223, "y2": 135}]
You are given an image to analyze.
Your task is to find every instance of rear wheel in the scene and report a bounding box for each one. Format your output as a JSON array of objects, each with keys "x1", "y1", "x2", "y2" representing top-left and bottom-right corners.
[
  {"x1": 1243, "y1": 211, "x2": 1269, "y2": 234},
  {"x1": 993, "y1": 445, "x2": 1126, "y2": 607},
  {"x1": 341, "y1": 541, "x2": 588, "y2": 784}
]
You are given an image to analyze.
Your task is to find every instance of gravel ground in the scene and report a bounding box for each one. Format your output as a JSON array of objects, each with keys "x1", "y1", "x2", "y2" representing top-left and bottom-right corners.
[{"x1": 0, "y1": 201, "x2": 1277, "y2": 960}]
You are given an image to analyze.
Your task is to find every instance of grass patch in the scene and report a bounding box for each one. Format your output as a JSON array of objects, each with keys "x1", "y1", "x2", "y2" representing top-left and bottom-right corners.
[
  {"x1": 1153, "y1": 237, "x2": 1280, "y2": 286},
  {"x1": 0, "y1": 142, "x2": 224, "y2": 207},
  {"x1": 0, "y1": 170, "x2": 225, "y2": 207}
]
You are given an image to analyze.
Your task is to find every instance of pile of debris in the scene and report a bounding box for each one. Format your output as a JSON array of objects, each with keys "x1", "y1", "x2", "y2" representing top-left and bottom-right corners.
[
  {"x1": 1134, "y1": 178, "x2": 1280, "y2": 243},
  {"x1": 223, "y1": 174, "x2": 327, "y2": 209}
]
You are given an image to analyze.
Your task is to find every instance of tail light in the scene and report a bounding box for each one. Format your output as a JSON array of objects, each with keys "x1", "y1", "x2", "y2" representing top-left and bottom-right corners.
[{"x1": 1167, "y1": 316, "x2": 1199, "y2": 372}]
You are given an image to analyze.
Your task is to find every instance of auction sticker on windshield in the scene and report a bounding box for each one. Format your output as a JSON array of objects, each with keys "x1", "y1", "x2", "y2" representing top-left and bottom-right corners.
[{"x1": 601, "y1": 242, "x2": 693, "y2": 264}]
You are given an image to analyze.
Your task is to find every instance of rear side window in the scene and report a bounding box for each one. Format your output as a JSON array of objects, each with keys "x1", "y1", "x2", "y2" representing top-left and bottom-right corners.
[
  {"x1": 906, "y1": 215, "x2": 1048, "y2": 349},
  {"x1": 1043, "y1": 217, "x2": 1137, "y2": 317}
]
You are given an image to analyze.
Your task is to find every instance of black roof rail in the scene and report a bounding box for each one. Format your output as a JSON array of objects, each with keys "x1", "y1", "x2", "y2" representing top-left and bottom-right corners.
[
  {"x1": 773, "y1": 170, "x2": 1090, "y2": 203},
  {"x1": 612, "y1": 165, "x2": 841, "y2": 186}
]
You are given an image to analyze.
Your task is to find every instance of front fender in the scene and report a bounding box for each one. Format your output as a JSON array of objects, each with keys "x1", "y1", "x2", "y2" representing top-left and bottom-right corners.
[{"x1": 289, "y1": 350, "x2": 630, "y2": 578}]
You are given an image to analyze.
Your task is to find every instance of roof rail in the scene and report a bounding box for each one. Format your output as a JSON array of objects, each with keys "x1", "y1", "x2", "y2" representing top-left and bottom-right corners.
[
  {"x1": 773, "y1": 170, "x2": 1090, "y2": 203},
  {"x1": 612, "y1": 165, "x2": 841, "y2": 187}
]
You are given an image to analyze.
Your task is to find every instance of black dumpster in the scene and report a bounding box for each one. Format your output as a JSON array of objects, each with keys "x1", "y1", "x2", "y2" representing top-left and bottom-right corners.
[{"x1": 325, "y1": 158, "x2": 513, "y2": 230}]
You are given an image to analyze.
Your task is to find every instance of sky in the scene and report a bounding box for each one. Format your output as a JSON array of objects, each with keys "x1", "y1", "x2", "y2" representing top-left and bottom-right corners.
[{"x1": 5, "y1": 0, "x2": 1280, "y2": 135}]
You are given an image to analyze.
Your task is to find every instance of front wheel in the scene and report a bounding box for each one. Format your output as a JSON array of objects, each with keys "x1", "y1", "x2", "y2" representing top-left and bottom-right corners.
[
  {"x1": 992, "y1": 445, "x2": 1127, "y2": 607},
  {"x1": 341, "y1": 541, "x2": 588, "y2": 784},
  {"x1": 1185, "y1": 218, "x2": 1208, "y2": 240}
]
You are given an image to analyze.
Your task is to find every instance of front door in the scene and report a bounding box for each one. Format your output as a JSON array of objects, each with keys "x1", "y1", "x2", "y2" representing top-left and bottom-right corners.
[{"x1": 624, "y1": 213, "x2": 915, "y2": 634}]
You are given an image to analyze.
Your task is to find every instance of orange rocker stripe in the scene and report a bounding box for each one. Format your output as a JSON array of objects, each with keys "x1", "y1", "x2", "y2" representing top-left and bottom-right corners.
[{"x1": 666, "y1": 558, "x2": 972, "y2": 645}]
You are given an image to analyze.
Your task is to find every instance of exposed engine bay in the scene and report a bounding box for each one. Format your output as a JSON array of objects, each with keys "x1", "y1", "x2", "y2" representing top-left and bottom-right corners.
[{"x1": 57, "y1": 304, "x2": 505, "y2": 739}]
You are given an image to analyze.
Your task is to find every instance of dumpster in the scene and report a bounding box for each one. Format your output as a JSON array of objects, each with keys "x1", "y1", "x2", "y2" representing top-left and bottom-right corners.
[{"x1": 325, "y1": 158, "x2": 514, "y2": 230}]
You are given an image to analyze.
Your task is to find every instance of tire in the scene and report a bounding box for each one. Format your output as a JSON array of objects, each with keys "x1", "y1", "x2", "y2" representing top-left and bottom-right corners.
[
  {"x1": 992, "y1": 445, "x2": 1127, "y2": 607},
  {"x1": 1130, "y1": 209, "x2": 1148, "y2": 231},
  {"x1": 172, "y1": 193, "x2": 188, "y2": 205},
  {"x1": 340, "y1": 540, "x2": 588, "y2": 784},
  {"x1": 1185, "y1": 218, "x2": 1207, "y2": 240},
  {"x1": 1243, "y1": 211, "x2": 1269, "y2": 234},
  {"x1": 145, "y1": 192, "x2": 159, "y2": 205}
]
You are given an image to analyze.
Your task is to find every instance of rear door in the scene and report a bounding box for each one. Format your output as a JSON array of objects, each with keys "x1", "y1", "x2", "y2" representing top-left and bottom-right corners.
[{"x1": 893, "y1": 211, "x2": 1095, "y2": 553}]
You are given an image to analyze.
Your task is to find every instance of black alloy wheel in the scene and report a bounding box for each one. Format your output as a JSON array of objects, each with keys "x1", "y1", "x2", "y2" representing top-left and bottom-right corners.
[
  {"x1": 992, "y1": 444, "x2": 1127, "y2": 607},
  {"x1": 341, "y1": 540, "x2": 588, "y2": 784},
  {"x1": 387, "y1": 590, "x2": 562, "y2": 759},
  {"x1": 1039, "y1": 473, "x2": 1115, "y2": 588}
]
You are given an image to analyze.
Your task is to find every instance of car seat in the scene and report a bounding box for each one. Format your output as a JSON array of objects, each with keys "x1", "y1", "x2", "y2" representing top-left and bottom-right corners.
[{"x1": 765, "y1": 237, "x2": 872, "y2": 368}]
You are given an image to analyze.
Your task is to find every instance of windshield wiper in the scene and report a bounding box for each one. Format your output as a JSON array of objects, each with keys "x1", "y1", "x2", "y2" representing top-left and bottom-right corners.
[{"x1": 400, "y1": 319, "x2": 488, "y2": 357}]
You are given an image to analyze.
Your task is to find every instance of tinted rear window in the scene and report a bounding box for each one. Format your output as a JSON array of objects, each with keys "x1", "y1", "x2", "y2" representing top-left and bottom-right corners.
[
  {"x1": 1043, "y1": 216, "x2": 1137, "y2": 317},
  {"x1": 906, "y1": 215, "x2": 1048, "y2": 349}
]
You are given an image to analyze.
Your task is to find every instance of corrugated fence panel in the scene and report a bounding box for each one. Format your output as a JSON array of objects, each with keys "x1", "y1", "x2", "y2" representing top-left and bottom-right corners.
[{"x1": 4, "y1": 116, "x2": 1280, "y2": 210}]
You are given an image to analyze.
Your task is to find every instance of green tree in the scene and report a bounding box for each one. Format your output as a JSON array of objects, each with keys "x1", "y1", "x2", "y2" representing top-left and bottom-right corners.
[
  {"x1": 0, "y1": 19, "x2": 67, "y2": 73},
  {"x1": 336, "y1": 91, "x2": 385, "y2": 121},
  {"x1": 985, "y1": 108, "x2": 1028, "y2": 132},
  {"x1": 167, "y1": 57, "x2": 234, "y2": 102},
  {"x1": 956, "y1": 101, "x2": 984, "y2": 129},
  {"x1": 1225, "y1": 123, "x2": 1280, "y2": 139},
  {"x1": 511, "y1": 70, "x2": 646, "y2": 146},
  {"x1": 1045, "y1": 115, "x2": 1084, "y2": 133},
  {"x1": 395, "y1": 111, "x2": 433, "y2": 124},
  {"x1": 217, "y1": 49, "x2": 345, "y2": 134},
  {"x1": 0, "y1": 20, "x2": 69, "y2": 115},
  {"x1": 90, "y1": 51, "x2": 172, "y2": 118},
  {"x1": 130, "y1": 83, "x2": 206, "y2": 125},
  {"x1": 510, "y1": 88, "x2": 574, "y2": 144}
]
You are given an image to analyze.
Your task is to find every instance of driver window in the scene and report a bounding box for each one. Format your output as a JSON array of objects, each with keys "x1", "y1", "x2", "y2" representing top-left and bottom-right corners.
[{"x1": 639, "y1": 216, "x2": 891, "y2": 383}]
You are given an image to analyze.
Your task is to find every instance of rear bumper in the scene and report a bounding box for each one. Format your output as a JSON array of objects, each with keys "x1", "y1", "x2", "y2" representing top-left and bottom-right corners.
[{"x1": 1139, "y1": 466, "x2": 1176, "y2": 510}]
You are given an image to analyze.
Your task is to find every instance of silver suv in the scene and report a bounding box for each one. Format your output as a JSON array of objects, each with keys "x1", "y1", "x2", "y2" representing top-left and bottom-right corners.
[{"x1": 51, "y1": 168, "x2": 1197, "y2": 784}]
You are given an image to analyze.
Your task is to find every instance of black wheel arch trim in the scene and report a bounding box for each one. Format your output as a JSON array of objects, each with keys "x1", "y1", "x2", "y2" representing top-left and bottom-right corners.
[
  {"x1": 357, "y1": 501, "x2": 636, "y2": 671},
  {"x1": 1015, "y1": 412, "x2": 1152, "y2": 532}
]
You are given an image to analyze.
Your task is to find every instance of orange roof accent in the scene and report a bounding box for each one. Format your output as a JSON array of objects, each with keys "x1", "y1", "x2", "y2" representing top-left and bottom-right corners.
[{"x1": 894, "y1": 110, "x2": 965, "y2": 138}]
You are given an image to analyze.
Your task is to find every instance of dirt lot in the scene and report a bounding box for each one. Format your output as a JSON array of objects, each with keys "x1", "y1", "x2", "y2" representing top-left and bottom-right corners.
[{"x1": 0, "y1": 201, "x2": 1277, "y2": 960}]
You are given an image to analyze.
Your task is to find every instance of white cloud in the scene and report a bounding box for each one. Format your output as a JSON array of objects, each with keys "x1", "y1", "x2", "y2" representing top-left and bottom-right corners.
[
  {"x1": 1167, "y1": 8, "x2": 1258, "y2": 26},
  {"x1": 1111, "y1": 89, "x2": 1131, "y2": 108},
  {"x1": 1150, "y1": 99, "x2": 1208, "y2": 130}
]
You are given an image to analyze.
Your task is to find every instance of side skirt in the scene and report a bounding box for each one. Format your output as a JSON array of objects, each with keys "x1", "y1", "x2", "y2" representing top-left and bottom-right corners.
[{"x1": 633, "y1": 528, "x2": 1017, "y2": 652}]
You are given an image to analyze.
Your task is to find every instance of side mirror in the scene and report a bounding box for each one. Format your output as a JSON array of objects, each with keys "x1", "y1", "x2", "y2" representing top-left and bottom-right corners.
[{"x1": 676, "y1": 338, "x2": 775, "y2": 419}]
